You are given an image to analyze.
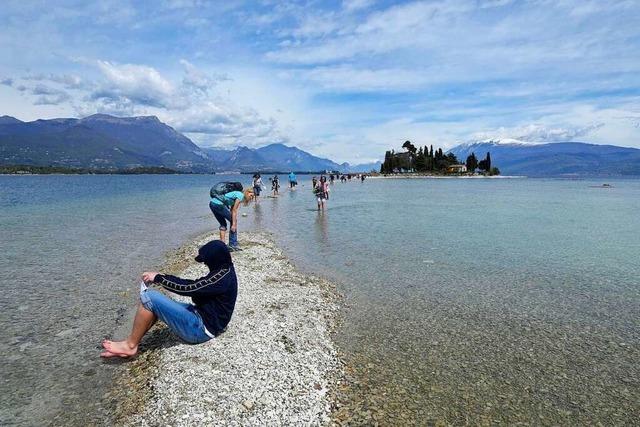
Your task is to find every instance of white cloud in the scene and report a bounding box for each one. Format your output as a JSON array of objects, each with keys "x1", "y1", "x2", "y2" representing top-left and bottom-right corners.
[
  {"x1": 286, "y1": 65, "x2": 433, "y2": 91},
  {"x1": 93, "y1": 61, "x2": 175, "y2": 108},
  {"x1": 343, "y1": 0, "x2": 375, "y2": 12},
  {"x1": 471, "y1": 123, "x2": 605, "y2": 142}
]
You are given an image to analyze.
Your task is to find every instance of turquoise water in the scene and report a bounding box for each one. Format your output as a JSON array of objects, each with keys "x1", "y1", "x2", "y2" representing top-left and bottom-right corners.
[{"x1": 1, "y1": 175, "x2": 639, "y2": 425}]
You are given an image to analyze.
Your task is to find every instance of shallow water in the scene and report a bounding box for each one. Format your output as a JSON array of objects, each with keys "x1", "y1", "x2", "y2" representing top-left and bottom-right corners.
[
  {"x1": 1, "y1": 175, "x2": 639, "y2": 425},
  {"x1": 244, "y1": 176, "x2": 640, "y2": 424},
  {"x1": 0, "y1": 175, "x2": 221, "y2": 426}
]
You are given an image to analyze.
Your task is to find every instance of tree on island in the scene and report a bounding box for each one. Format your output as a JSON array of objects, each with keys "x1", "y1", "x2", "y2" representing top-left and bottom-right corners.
[
  {"x1": 381, "y1": 141, "x2": 486, "y2": 174},
  {"x1": 415, "y1": 146, "x2": 426, "y2": 170},
  {"x1": 466, "y1": 152, "x2": 478, "y2": 173},
  {"x1": 478, "y1": 152, "x2": 492, "y2": 172},
  {"x1": 402, "y1": 140, "x2": 417, "y2": 155}
]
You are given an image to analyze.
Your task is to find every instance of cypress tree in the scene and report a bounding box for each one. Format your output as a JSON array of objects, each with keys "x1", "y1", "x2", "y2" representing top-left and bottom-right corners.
[
  {"x1": 415, "y1": 147, "x2": 426, "y2": 171},
  {"x1": 466, "y1": 152, "x2": 478, "y2": 172},
  {"x1": 486, "y1": 152, "x2": 491, "y2": 171}
]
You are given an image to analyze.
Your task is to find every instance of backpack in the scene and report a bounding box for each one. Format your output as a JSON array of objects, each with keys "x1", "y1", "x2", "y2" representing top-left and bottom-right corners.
[{"x1": 210, "y1": 181, "x2": 243, "y2": 199}]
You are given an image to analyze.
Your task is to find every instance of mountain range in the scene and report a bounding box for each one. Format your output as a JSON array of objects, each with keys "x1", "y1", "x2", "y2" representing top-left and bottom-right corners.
[
  {"x1": 0, "y1": 114, "x2": 379, "y2": 173},
  {"x1": 0, "y1": 114, "x2": 213, "y2": 172},
  {"x1": 448, "y1": 139, "x2": 640, "y2": 177},
  {"x1": 203, "y1": 145, "x2": 380, "y2": 173},
  {"x1": 1, "y1": 114, "x2": 638, "y2": 176}
]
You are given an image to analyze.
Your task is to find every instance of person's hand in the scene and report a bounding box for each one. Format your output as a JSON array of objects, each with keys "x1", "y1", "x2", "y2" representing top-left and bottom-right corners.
[
  {"x1": 230, "y1": 224, "x2": 237, "y2": 233},
  {"x1": 142, "y1": 271, "x2": 159, "y2": 283}
]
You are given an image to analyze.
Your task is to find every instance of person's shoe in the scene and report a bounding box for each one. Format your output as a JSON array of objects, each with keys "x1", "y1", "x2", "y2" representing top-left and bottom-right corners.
[{"x1": 227, "y1": 245, "x2": 242, "y2": 252}]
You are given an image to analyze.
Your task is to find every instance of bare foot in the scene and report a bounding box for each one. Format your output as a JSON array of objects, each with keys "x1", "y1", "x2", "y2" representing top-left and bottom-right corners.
[
  {"x1": 101, "y1": 339, "x2": 138, "y2": 357},
  {"x1": 100, "y1": 350, "x2": 132, "y2": 358}
]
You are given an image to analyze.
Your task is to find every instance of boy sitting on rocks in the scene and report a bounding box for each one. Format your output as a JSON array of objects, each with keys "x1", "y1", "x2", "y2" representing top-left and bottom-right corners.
[{"x1": 101, "y1": 240, "x2": 237, "y2": 358}]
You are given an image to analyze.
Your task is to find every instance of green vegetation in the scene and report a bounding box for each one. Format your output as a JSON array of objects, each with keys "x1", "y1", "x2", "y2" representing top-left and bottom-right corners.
[
  {"x1": 0, "y1": 165, "x2": 183, "y2": 175},
  {"x1": 380, "y1": 141, "x2": 499, "y2": 175}
]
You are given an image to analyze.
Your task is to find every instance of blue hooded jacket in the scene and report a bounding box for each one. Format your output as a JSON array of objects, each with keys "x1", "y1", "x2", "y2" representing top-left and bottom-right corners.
[{"x1": 153, "y1": 240, "x2": 237, "y2": 336}]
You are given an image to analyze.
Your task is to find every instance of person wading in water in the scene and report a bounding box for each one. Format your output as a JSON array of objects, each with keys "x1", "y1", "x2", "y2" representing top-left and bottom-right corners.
[{"x1": 315, "y1": 175, "x2": 329, "y2": 211}]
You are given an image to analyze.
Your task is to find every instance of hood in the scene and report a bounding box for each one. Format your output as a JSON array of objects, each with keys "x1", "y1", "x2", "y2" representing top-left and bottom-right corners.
[{"x1": 194, "y1": 240, "x2": 233, "y2": 270}]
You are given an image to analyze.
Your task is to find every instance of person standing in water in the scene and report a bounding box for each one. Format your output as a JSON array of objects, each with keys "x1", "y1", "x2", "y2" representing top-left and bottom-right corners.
[
  {"x1": 312, "y1": 176, "x2": 318, "y2": 191},
  {"x1": 210, "y1": 186, "x2": 254, "y2": 251},
  {"x1": 272, "y1": 175, "x2": 280, "y2": 196},
  {"x1": 252, "y1": 173, "x2": 263, "y2": 203},
  {"x1": 288, "y1": 171, "x2": 297, "y2": 189},
  {"x1": 315, "y1": 175, "x2": 329, "y2": 211},
  {"x1": 101, "y1": 240, "x2": 237, "y2": 358}
]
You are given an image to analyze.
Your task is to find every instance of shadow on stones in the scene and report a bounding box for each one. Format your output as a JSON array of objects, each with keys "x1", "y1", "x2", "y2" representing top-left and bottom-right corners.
[{"x1": 101, "y1": 326, "x2": 182, "y2": 365}]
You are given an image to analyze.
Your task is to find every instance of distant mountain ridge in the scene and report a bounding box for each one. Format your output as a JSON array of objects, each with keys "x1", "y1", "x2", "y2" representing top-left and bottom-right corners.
[
  {"x1": 0, "y1": 114, "x2": 376, "y2": 173},
  {"x1": 449, "y1": 139, "x2": 640, "y2": 176},
  {"x1": 0, "y1": 114, "x2": 215, "y2": 172},
  {"x1": 203, "y1": 144, "x2": 380, "y2": 173}
]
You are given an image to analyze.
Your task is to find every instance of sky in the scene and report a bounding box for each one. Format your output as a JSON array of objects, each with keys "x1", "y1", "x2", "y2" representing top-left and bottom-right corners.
[{"x1": 1, "y1": 0, "x2": 639, "y2": 164}]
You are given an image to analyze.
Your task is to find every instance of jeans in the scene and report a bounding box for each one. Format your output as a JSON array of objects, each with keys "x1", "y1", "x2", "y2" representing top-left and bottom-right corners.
[
  {"x1": 140, "y1": 289, "x2": 212, "y2": 344},
  {"x1": 209, "y1": 202, "x2": 238, "y2": 247}
]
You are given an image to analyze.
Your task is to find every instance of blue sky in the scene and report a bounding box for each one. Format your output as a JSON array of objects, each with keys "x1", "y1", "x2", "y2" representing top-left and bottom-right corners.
[{"x1": 1, "y1": 0, "x2": 639, "y2": 163}]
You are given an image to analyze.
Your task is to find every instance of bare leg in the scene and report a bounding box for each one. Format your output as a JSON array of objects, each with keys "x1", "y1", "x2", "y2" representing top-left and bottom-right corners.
[
  {"x1": 219, "y1": 229, "x2": 227, "y2": 243},
  {"x1": 101, "y1": 304, "x2": 157, "y2": 358}
]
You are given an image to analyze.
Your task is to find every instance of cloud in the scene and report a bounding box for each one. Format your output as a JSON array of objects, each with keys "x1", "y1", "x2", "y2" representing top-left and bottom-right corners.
[
  {"x1": 1, "y1": 0, "x2": 640, "y2": 162},
  {"x1": 92, "y1": 61, "x2": 175, "y2": 108},
  {"x1": 76, "y1": 60, "x2": 285, "y2": 147},
  {"x1": 33, "y1": 93, "x2": 72, "y2": 105},
  {"x1": 285, "y1": 65, "x2": 433, "y2": 91},
  {"x1": 472, "y1": 123, "x2": 605, "y2": 142},
  {"x1": 179, "y1": 59, "x2": 230, "y2": 95},
  {"x1": 343, "y1": 0, "x2": 375, "y2": 12}
]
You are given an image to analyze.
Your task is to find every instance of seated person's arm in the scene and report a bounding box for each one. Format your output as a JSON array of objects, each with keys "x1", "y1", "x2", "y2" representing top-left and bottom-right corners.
[{"x1": 142, "y1": 270, "x2": 232, "y2": 297}]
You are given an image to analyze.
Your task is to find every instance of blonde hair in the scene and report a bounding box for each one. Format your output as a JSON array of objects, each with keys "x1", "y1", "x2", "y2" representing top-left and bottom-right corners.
[{"x1": 243, "y1": 188, "x2": 254, "y2": 205}]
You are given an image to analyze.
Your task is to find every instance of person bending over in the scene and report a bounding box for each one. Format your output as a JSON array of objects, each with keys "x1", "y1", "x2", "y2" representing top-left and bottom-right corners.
[
  {"x1": 101, "y1": 241, "x2": 237, "y2": 358},
  {"x1": 210, "y1": 187, "x2": 254, "y2": 251}
]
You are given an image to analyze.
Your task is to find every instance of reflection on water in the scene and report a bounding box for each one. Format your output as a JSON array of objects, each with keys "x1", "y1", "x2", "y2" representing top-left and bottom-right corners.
[
  {"x1": 252, "y1": 202, "x2": 263, "y2": 228},
  {"x1": 314, "y1": 212, "x2": 329, "y2": 246}
]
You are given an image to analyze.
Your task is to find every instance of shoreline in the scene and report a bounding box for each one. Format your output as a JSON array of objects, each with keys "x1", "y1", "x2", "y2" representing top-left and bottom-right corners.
[{"x1": 109, "y1": 231, "x2": 344, "y2": 425}]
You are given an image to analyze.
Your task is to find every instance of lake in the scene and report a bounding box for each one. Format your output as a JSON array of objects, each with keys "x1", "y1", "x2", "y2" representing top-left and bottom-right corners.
[{"x1": 1, "y1": 174, "x2": 638, "y2": 425}]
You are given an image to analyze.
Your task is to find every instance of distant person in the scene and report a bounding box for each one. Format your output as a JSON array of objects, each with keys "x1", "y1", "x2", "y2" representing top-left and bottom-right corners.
[
  {"x1": 315, "y1": 175, "x2": 329, "y2": 211},
  {"x1": 209, "y1": 182, "x2": 254, "y2": 251},
  {"x1": 361, "y1": 174, "x2": 366, "y2": 182},
  {"x1": 272, "y1": 175, "x2": 280, "y2": 196},
  {"x1": 329, "y1": 174, "x2": 335, "y2": 185},
  {"x1": 288, "y1": 171, "x2": 297, "y2": 189},
  {"x1": 252, "y1": 173, "x2": 263, "y2": 203},
  {"x1": 101, "y1": 240, "x2": 237, "y2": 358}
]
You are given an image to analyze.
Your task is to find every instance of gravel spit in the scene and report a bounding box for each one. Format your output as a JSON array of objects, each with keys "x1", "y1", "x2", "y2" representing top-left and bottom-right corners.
[{"x1": 120, "y1": 232, "x2": 343, "y2": 426}]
